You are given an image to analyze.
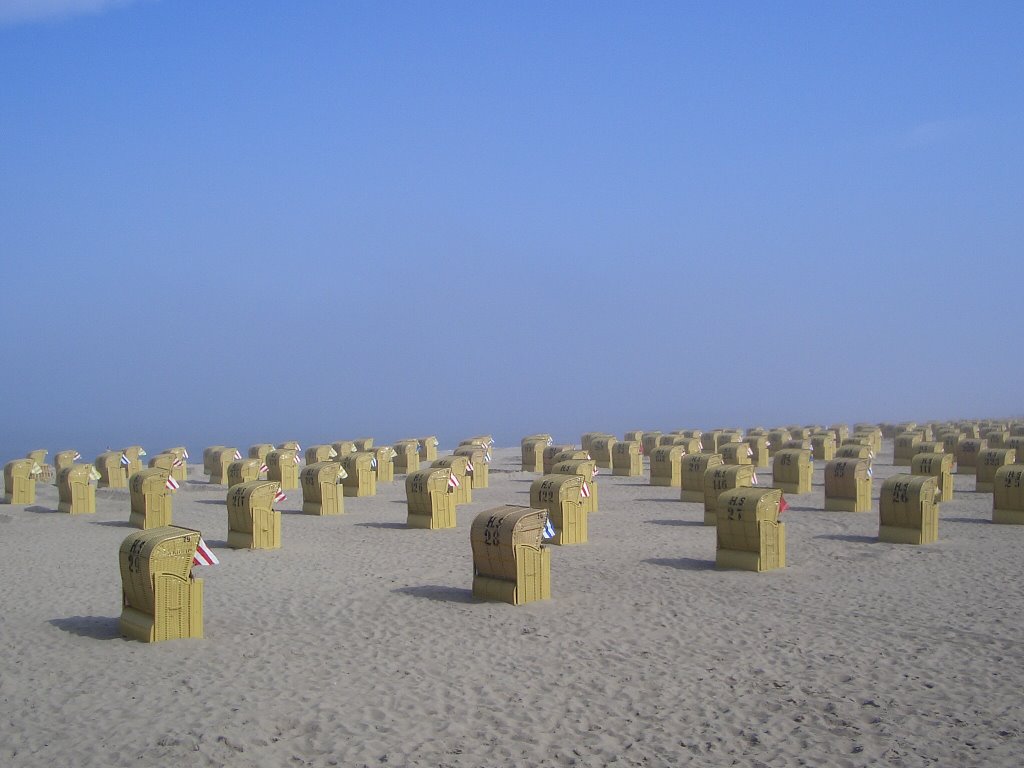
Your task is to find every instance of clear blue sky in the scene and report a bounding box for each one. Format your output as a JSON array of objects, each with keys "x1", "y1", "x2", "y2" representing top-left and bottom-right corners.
[{"x1": 2, "y1": 1, "x2": 1021, "y2": 459}]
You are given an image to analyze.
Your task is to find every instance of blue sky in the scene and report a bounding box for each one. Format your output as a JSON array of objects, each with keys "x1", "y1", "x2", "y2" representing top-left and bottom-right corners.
[{"x1": 2, "y1": 1, "x2": 1021, "y2": 458}]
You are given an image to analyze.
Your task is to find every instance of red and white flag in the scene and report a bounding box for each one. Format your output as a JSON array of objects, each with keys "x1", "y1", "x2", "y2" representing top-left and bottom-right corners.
[
  {"x1": 293, "y1": 454, "x2": 301, "y2": 464},
  {"x1": 591, "y1": 466, "x2": 599, "y2": 478},
  {"x1": 172, "y1": 457, "x2": 183, "y2": 468},
  {"x1": 447, "y1": 472, "x2": 461, "y2": 489},
  {"x1": 259, "y1": 464, "x2": 269, "y2": 474},
  {"x1": 182, "y1": 448, "x2": 189, "y2": 459},
  {"x1": 274, "y1": 489, "x2": 287, "y2": 503},
  {"x1": 193, "y1": 537, "x2": 219, "y2": 566},
  {"x1": 165, "y1": 475, "x2": 180, "y2": 491},
  {"x1": 233, "y1": 450, "x2": 242, "y2": 460},
  {"x1": 779, "y1": 495, "x2": 789, "y2": 513},
  {"x1": 466, "y1": 460, "x2": 474, "y2": 473},
  {"x1": 580, "y1": 481, "x2": 592, "y2": 499},
  {"x1": 751, "y1": 472, "x2": 759, "y2": 485}
]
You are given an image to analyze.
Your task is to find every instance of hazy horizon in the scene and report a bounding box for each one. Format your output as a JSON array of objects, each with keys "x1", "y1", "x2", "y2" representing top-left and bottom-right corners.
[{"x1": 2, "y1": 1, "x2": 1022, "y2": 462}]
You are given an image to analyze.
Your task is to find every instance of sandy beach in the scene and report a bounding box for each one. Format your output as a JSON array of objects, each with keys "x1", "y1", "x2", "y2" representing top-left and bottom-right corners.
[{"x1": 1, "y1": 440, "x2": 1022, "y2": 767}]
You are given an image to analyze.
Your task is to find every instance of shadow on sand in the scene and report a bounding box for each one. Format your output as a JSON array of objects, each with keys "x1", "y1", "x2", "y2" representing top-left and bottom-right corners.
[
  {"x1": 49, "y1": 615, "x2": 122, "y2": 641},
  {"x1": 392, "y1": 585, "x2": 476, "y2": 603},
  {"x1": 643, "y1": 557, "x2": 715, "y2": 571},
  {"x1": 814, "y1": 533, "x2": 877, "y2": 543}
]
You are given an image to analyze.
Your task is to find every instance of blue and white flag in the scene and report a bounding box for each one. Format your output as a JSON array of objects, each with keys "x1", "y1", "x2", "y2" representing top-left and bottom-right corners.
[
  {"x1": 542, "y1": 516, "x2": 556, "y2": 540},
  {"x1": 120, "y1": 453, "x2": 130, "y2": 467}
]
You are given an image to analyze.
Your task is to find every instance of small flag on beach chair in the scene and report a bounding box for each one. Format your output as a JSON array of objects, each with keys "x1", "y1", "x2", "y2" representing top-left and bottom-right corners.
[
  {"x1": 274, "y1": 489, "x2": 287, "y2": 503},
  {"x1": 580, "y1": 481, "x2": 592, "y2": 498},
  {"x1": 260, "y1": 463, "x2": 269, "y2": 474},
  {"x1": 447, "y1": 472, "x2": 461, "y2": 489},
  {"x1": 751, "y1": 472, "x2": 759, "y2": 485},
  {"x1": 73, "y1": 451, "x2": 81, "y2": 460},
  {"x1": 233, "y1": 450, "x2": 242, "y2": 460},
  {"x1": 172, "y1": 457, "x2": 183, "y2": 468},
  {"x1": 193, "y1": 537, "x2": 219, "y2": 566},
  {"x1": 370, "y1": 456, "x2": 378, "y2": 469},
  {"x1": 293, "y1": 454, "x2": 301, "y2": 464},
  {"x1": 120, "y1": 453, "x2": 130, "y2": 467},
  {"x1": 165, "y1": 475, "x2": 180, "y2": 491},
  {"x1": 779, "y1": 495, "x2": 790, "y2": 513},
  {"x1": 542, "y1": 516, "x2": 556, "y2": 540},
  {"x1": 182, "y1": 448, "x2": 189, "y2": 459},
  {"x1": 465, "y1": 460, "x2": 474, "y2": 474}
]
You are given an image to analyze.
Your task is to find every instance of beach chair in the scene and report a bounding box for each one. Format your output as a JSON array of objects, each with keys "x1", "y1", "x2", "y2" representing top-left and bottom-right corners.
[
  {"x1": 95, "y1": 451, "x2": 128, "y2": 489},
  {"x1": 552, "y1": 458, "x2": 599, "y2": 514},
  {"x1": 715, "y1": 487, "x2": 786, "y2": 572},
  {"x1": 976, "y1": 449, "x2": 1016, "y2": 493},
  {"x1": 911, "y1": 453, "x2": 953, "y2": 502},
  {"x1": 341, "y1": 452, "x2": 377, "y2": 497},
  {"x1": 406, "y1": 467, "x2": 456, "y2": 529},
  {"x1": 119, "y1": 526, "x2": 204, "y2": 642},
  {"x1": 266, "y1": 448, "x2": 300, "y2": 490},
  {"x1": 208, "y1": 447, "x2": 241, "y2": 485},
  {"x1": 471, "y1": 506, "x2": 551, "y2": 605},
  {"x1": 772, "y1": 449, "x2": 813, "y2": 494},
  {"x1": 453, "y1": 444, "x2": 489, "y2": 489},
  {"x1": 530, "y1": 475, "x2": 587, "y2": 545},
  {"x1": 681, "y1": 452, "x2": 724, "y2": 503},
  {"x1": 57, "y1": 464, "x2": 99, "y2": 514},
  {"x1": 810, "y1": 433, "x2": 837, "y2": 462},
  {"x1": 129, "y1": 468, "x2": 176, "y2": 529},
  {"x1": 226, "y1": 481, "x2": 283, "y2": 549},
  {"x1": 418, "y1": 436, "x2": 440, "y2": 463},
  {"x1": 993, "y1": 465, "x2": 1024, "y2": 524},
  {"x1": 612, "y1": 440, "x2": 642, "y2": 477},
  {"x1": 703, "y1": 464, "x2": 757, "y2": 526},
  {"x1": 392, "y1": 440, "x2": 421, "y2": 474},
  {"x1": 824, "y1": 458, "x2": 872, "y2": 512},
  {"x1": 4, "y1": 458, "x2": 41, "y2": 504},
  {"x1": 649, "y1": 445, "x2": 686, "y2": 487},
  {"x1": 300, "y1": 461, "x2": 347, "y2": 515},
  {"x1": 227, "y1": 458, "x2": 265, "y2": 487},
  {"x1": 879, "y1": 474, "x2": 938, "y2": 544}
]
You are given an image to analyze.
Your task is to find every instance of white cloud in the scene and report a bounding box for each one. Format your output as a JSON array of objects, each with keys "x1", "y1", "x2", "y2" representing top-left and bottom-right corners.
[{"x1": 0, "y1": 0, "x2": 147, "y2": 26}]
